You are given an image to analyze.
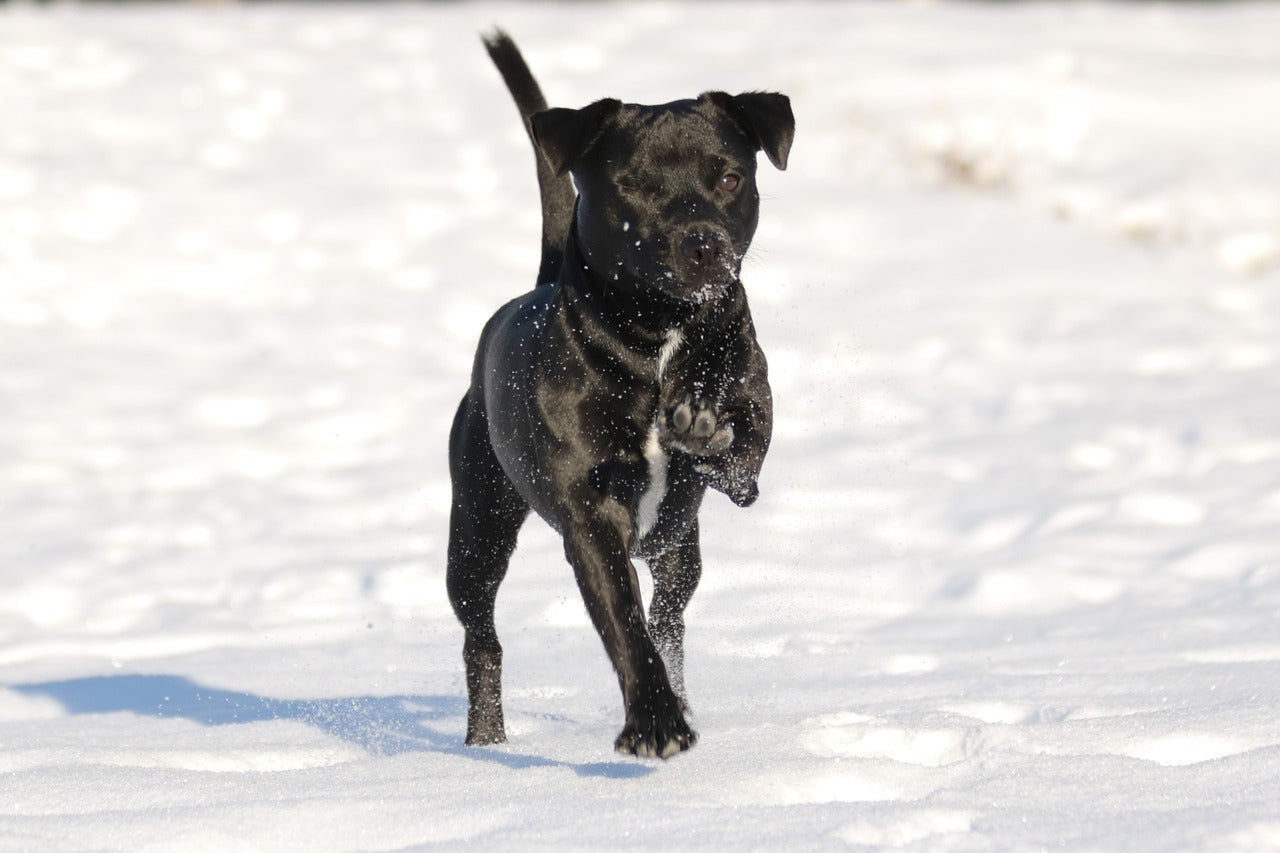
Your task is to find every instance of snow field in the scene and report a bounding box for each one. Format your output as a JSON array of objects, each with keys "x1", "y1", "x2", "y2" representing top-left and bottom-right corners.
[{"x1": 2, "y1": 2, "x2": 1280, "y2": 850}]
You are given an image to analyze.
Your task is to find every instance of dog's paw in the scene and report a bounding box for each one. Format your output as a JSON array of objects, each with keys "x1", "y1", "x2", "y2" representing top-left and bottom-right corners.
[
  {"x1": 694, "y1": 461, "x2": 760, "y2": 508},
  {"x1": 464, "y1": 728, "x2": 507, "y2": 746},
  {"x1": 657, "y1": 397, "x2": 734, "y2": 457},
  {"x1": 614, "y1": 689, "x2": 698, "y2": 759}
]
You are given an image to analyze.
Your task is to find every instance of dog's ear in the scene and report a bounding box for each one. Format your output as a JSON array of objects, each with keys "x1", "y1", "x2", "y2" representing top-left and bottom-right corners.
[
  {"x1": 530, "y1": 98, "x2": 622, "y2": 176},
  {"x1": 712, "y1": 91, "x2": 795, "y2": 171}
]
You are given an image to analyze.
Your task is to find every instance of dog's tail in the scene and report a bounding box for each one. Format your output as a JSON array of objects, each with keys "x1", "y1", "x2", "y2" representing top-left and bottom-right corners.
[{"x1": 483, "y1": 29, "x2": 577, "y2": 286}]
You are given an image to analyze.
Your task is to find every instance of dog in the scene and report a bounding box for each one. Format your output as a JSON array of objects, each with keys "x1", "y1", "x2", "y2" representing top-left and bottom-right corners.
[{"x1": 446, "y1": 30, "x2": 793, "y2": 758}]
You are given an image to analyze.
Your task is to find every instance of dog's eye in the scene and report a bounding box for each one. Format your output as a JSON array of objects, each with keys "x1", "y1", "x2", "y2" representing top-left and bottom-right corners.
[{"x1": 718, "y1": 172, "x2": 742, "y2": 193}]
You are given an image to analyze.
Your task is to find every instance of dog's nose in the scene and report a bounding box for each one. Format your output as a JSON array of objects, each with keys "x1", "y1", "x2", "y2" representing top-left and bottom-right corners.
[{"x1": 679, "y1": 230, "x2": 732, "y2": 272}]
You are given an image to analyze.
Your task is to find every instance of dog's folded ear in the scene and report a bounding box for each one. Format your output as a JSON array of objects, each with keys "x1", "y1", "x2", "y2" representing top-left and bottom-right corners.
[
  {"x1": 530, "y1": 98, "x2": 623, "y2": 177},
  {"x1": 711, "y1": 91, "x2": 795, "y2": 171}
]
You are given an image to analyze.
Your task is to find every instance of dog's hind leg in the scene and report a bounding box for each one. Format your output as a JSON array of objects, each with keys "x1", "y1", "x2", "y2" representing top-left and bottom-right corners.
[
  {"x1": 446, "y1": 394, "x2": 529, "y2": 746},
  {"x1": 647, "y1": 520, "x2": 702, "y2": 709}
]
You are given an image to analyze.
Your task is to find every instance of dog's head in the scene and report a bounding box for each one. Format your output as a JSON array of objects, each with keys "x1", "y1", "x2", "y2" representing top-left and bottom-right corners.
[{"x1": 531, "y1": 92, "x2": 793, "y2": 304}]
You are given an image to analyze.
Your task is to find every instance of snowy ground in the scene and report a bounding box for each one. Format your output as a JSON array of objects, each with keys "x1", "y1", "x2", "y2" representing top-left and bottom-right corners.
[{"x1": 2, "y1": 2, "x2": 1280, "y2": 849}]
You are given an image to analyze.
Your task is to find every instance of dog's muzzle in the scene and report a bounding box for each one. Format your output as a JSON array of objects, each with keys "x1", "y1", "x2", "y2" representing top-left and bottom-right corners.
[{"x1": 674, "y1": 227, "x2": 737, "y2": 289}]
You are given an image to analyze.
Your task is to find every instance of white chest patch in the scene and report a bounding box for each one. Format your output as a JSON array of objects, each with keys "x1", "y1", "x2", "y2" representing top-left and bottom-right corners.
[
  {"x1": 636, "y1": 329, "x2": 684, "y2": 540},
  {"x1": 635, "y1": 425, "x2": 668, "y2": 540}
]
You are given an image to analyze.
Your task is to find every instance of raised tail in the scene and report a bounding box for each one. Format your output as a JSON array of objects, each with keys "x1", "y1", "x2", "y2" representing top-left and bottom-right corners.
[{"x1": 482, "y1": 29, "x2": 577, "y2": 286}]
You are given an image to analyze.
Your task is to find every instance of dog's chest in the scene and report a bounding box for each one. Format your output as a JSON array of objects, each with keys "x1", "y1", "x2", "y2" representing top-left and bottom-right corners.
[{"x1": 635, "y1": 328, "x2": 684, "y2": 540}]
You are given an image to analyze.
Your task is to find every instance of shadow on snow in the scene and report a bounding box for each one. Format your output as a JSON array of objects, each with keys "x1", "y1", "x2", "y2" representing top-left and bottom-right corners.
[{"x1": 12, "y1": 674, "x2": 653, "y2": 779}]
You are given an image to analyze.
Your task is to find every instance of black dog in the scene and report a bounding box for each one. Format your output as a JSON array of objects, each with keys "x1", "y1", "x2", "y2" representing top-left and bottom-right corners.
[{"x1": 446, "y1": 31, "x2": 793, "y2": 758}]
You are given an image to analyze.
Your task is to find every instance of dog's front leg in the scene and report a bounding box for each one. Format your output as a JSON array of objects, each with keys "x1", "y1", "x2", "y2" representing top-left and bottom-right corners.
[
  {"x1": 659, "y1": 392, "x2": 769, "y2": 507},
  {"x1": 561, "y1": 508, "x2": 697, "y2": 758},
  {"x1": 658, "y1": 357, "x2": 772, "y2": 507},
  {"x1": 658, "y1": 304, "x2": 773, "y2": 506},
  {"x1": 647, "y1": 519, "x2": 702, "y2": 708}
]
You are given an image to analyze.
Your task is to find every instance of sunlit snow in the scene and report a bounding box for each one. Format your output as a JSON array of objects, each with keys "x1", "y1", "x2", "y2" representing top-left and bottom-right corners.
[{"x1": 2, "y1": 2, "x2": 1279, "y2": 849}]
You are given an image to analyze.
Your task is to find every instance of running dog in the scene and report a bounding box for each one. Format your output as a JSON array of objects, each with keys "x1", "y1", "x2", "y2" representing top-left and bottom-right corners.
[{"x1": 446, "y1": 30, "x2": 793, "y2": 758}]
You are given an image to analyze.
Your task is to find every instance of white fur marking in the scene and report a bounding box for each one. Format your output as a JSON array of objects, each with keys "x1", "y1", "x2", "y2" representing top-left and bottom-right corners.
[
  {"x1": 636, "y1": 425, "x2": 667, "y2": 540},
  {"x1": 636, "y1": 329, "x2": 684, "y2": 540},
  {"x1": 657, "y1": 328, "x2": 683, "y2": 380}
]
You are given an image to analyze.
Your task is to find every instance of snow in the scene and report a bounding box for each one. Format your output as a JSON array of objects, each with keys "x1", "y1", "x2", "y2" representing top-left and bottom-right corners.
[{"x1": 2, "y1": 1, "x2": 1279, "y2": 849}]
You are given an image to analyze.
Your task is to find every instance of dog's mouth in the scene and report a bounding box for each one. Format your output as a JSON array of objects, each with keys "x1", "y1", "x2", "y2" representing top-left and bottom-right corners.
[
  {"x1": 653, "y1": 265, "x2": 738, "y2": 305},
  {"x1": 676, "y1": 277, "x2": 734, "y2": 305}
]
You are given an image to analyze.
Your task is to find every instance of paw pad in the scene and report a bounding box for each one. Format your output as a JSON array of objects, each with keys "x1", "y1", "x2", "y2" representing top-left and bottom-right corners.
[{"x1": 658, "y1": 397, "x2": 734, "y2": 456}]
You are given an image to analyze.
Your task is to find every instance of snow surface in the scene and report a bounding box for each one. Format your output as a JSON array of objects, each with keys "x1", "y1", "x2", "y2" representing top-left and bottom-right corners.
[{"x1": 2, "y1": 2, "x2": 1280, "y2": 849}]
